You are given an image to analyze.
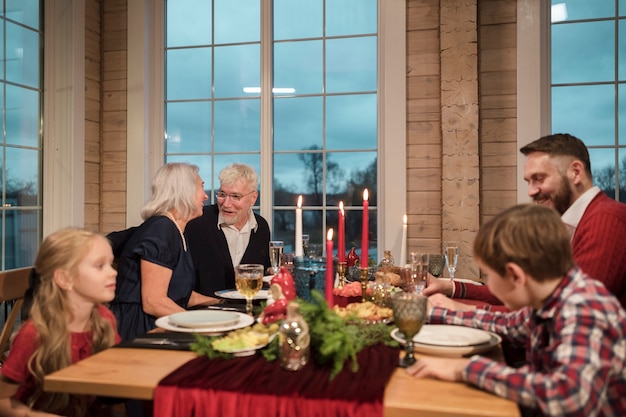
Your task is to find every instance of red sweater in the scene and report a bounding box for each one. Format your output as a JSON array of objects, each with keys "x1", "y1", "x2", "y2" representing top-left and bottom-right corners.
[{"x1": 454, "y1": 192, "x2": 626, "y2": 310}]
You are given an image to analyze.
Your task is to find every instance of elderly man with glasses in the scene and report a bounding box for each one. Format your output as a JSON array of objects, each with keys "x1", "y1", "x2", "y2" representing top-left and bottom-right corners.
[{"x1": 186, "y1": 163, "x2": 272, "y2": 297}]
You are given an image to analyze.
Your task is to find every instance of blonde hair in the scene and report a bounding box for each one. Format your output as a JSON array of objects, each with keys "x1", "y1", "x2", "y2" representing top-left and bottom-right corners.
[
  {"x1": 218, "y1": 163, "x2": 258, "y2": 192},
  {"x1": 473, "y1": 204, "x2": 574, "y2": 281},
  {"x1": 27, "y1": 228, "x2": 116, "y2": 415},
  {"x1": 141, "y1": 162, "x2": 201, "y2": 220}
]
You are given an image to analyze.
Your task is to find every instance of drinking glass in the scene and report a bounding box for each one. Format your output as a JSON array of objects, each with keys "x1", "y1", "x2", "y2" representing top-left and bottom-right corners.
[
  {"x1": 391, "y1": 291, "x2": 427, "y2": 367},
  {"x1": 269, "y1": 241, "x2": 284, "y2": 274},
  {"x1": 409, "y1": 252, "x2": 429, "y2": 293},
  {"x1": 443, "y1": 241, "x2": 459, "y2": 281},
  {"x1": 235, "y1": 264, "x2": 264, "y2": 315}
]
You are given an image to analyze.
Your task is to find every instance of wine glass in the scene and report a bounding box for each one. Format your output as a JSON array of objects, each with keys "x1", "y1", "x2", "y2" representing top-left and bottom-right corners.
[
  {"x1": 391, "y1": 291, "x2": 427, "y2": 367},
  {"x1": 443, "y1": 241, "x2": 459, "y2": 281},
  {"x1": 235, "y1": 264, "x2": 264, "y2": 315},
  {"x1": 269, "y1": 241, "x2": 284, "y2": 275}
]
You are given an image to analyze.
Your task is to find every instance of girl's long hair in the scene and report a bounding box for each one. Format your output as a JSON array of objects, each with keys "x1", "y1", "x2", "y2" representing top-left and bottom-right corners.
[{"x1": 26, "y1": 228, "x2": 116, "y2": 415}]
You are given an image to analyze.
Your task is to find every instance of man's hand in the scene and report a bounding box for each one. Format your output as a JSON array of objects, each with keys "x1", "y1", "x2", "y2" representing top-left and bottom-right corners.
[
  {"x1": 406, "y1": 356, "x2": 468, "y2": 382},
  {"x1": 427, "y1": 293, "x2": 476, "y2": 312},
  {"x1": 423, "y1": 274, "x2": 454, "y2": 297}
]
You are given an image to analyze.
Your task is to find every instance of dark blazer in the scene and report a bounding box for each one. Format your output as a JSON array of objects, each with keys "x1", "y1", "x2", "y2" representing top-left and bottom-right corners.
[{"x1": 186, "y1": 204, "x2": 271, "y2": 296}]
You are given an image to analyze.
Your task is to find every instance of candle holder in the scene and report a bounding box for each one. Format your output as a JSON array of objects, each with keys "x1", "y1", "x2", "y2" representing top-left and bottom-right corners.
[
  {"x1": 360, "y1": 267, "x2": 369, "y2": 302},
  {"x1": 337, "y1": 262, "x2": 347, "y2": 288}
]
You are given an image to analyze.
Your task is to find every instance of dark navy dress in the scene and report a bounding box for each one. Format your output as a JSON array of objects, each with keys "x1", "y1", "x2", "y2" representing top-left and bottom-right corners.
[{"x1": 109, "y1": 215, "x2": 194, "y2": 340}]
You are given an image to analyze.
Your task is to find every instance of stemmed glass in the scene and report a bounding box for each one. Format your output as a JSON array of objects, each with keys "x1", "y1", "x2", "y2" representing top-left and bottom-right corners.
[
  {"x1": 391, "y1": 291, "x2": 427, "y2": 367},
  {"x1": 269, "y1": 241, "x2": 284, "y2": 275},
  {"x1": 443, "y1": 241, "x2": 459, "y2": 281},
  {"x1": 234, "y1": 264, "x2": 264, "y2": 315}
]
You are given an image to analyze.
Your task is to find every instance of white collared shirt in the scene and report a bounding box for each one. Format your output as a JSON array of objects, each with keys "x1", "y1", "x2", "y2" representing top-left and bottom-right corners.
[
  {"x1": 218, "y1": 210, "x2": 259, "y2": 267},
  {"x1": 561, "y1": 186, "x2": 601, "y2": 240}
]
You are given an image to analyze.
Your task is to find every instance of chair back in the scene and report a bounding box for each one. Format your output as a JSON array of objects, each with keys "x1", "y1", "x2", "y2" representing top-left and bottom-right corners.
[{"x1": 0, "y1": 267, "x2": 32, "y2": 358}]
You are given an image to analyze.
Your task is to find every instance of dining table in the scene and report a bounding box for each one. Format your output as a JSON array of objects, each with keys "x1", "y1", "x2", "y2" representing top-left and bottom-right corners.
[{"x1": 43, "y1": 333, "x2": 521, "y2": 417}]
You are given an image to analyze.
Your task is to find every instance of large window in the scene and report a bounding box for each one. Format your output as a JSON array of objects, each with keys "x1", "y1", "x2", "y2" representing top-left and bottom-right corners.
[
  {"x1": 164, "y1": 0, "x2": 389, "y2": 258},
  {"x1": 0, "y1": 1, "x2": 41, "y2": 270},
  {"x1": 551, "y1": 0, "x2": 626, "y2": 202}
]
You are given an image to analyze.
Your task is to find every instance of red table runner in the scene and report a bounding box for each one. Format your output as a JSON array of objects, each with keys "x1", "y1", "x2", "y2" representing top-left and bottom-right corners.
[{"x1": 154, "y1": 344, "x2": 399, "y2": 417}]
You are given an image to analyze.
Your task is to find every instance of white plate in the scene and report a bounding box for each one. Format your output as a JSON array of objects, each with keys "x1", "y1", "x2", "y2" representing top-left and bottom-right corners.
[
  {"x1": 414, "y1": 324, "x2": 493, "y2": 347},
  {"x1": 214, "y1": 334, "x2": 277, "y2": 357},
  {"x1": 263, "y1": 275, "x2": 275, "y2": 283},
  {"x1": 215, "y1": 289, "x2": 270, "y2": 300},
  {"x1": 155, "y1": 312, "x2": 254, "y2": 334},
  {"x1": 167, "y1": 310, "x2": 240, "y2": 329},
  {"x1": 390, "y1": 327, "x2": 502, "y2": 357}
]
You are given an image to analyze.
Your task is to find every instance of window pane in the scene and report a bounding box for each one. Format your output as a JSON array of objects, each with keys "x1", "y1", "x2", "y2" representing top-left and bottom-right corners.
[
  {"x1": 214, "y1": 99, "x2": 260, "y2": 152},
  {"x1": 6, "y1": 85, "x2": 39, "y2": 147},
  {"x1": 166, "y1": 154, "x2": 214, "y2": 193},
  {"x1": 6, "y1": 0, "x2": 40, "y2": 29},
  {"x1": 166, "y1": 0, "x2": 212, "y2": 47},
  {"x1": 326, "y1": 152, "x2": 376, "y2": 205},
  {"x1": 274, "y1": 153, "x2": 321, "y2": 206},
  {"x1": 326, "y1": 36, "x2": 377, "y2": 93},
  {"x1": 166, "y1": 101, "x2": 212, "y2": 153},
  {"x1": 621, "y1": 0, "x2": 626, "y2": 16},
  {"x1": 166, "y1": 48, "x2": 212, "y2": 100},
  {"x1": 551, "y1": 21, "x2": 614, "y2": 84},
  {"x1": 327, "y1": 94, "x2": 377, "y2": 150},
  {"x1": 326, "y1": 0, "x2": 377, "y2": 36},
  {"x1": 620, "y1": 20, "x2": 626, "y2": 80},
  {"x1": 274, "y1": 40, "x2": 323, "y2": 95},
  {"x1": 589, "y1": 148, "x2": 617, "y2": 197},
  {"x1": 0, "y1": 21, "x2": 4, "y2": 79},
  {"x1": 6, "y1": 147, "x2": 39, "y2": 206},
  {"x1": 620, "y1": 85, "x2": 626, "y2": 145},
  {"x1": 214, "y1": 44, "x2": 260, "y2": 98},
  {"x1": 6, "y1": 22, "x2": 39, "y2": 87},
  {"x1": 214, "y1": 0, "x2": 260, "y2": 44},
  {"x1": 619, "y1": 148, "x2": 626, "y2": 203},
  {"x1": 552, "y1": 84, "x2": 615, "y2": 145},
  {"x1": 273, "y1": 0, "x2": 322, "y2": 40},
  {"x1": 3, "y1": 209, "x2": 38, "y2": 269},
  {"x1": 274, "y1": 96, "x2": 322, "y2": 151}
]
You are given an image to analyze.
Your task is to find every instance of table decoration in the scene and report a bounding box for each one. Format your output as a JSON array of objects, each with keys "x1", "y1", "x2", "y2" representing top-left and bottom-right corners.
[
  {"x1": 295, "y1": 195, "x2": 303, "y2": 257},
  {"x1": 400, "y1": 214, "x2": 407, "y2": 266},
  {"x1": 325, "y1": 228, "x2": 334, "y2": 307},
  {"x1": 361, "y1": 189, "x2": 369, "y2": 269},
  {"x1": 337, "y1": 202, "x2": 347, "y2": 288}
]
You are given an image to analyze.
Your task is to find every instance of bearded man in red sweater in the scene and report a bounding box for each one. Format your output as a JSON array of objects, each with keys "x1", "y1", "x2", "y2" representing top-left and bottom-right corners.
[{"x1": 425, "y1": 133, "x2": 626, "y2": 311}]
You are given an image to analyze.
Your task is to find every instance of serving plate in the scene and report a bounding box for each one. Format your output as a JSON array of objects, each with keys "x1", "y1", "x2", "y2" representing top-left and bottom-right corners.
[
  {"x1": 215, "y1": 289, "x2": 270, "y2": 301},
  {"x1": 213, "y1": 334, "x2": 277, "y2": 357},
  {"x1": 167, "y1": 310, "x2": 240, "y2": 329},
  {"x1": 390, "y1": 326, "x2": 502, "y2": 357},
  {"x1": 155, "y1": 312, "x2": 254, "y2": 334},
  {"x1": 414, "y1": 324, "x2": 492, "y2": 347}
]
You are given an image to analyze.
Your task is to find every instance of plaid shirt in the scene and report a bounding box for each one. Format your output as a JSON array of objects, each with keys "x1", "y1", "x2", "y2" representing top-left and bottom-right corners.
[{"x1": 429, "y1": 266, "x2": 626, "y2": 416}]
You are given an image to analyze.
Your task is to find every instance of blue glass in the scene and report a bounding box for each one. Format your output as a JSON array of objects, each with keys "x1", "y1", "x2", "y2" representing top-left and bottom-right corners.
[
  {"x1": 6, "y1": 0, "x2": 40, "y2": 29},
  {"x1": 166, "y1": 101, "x2": 212, "y2": 153},
  {"x1": 6, "y1": 22, "x2": 39, "y2": 88},
  {"x1": 166, "y1": 48, "x2": 212, "y2": 100},
  {"x1": 6, "y1": 147, "x2": 39, "y2": 206},
  {"x1": 214, "y1": 44, "x2": 260, "y2": 98},
  {"x1": 214, "y1": 99, "x2": 260, "y2": 152},
  {"x1": 6, "y1": 85, "x2": 39, "y2": 147},
  {"x1": 552, "y1": 21, "x2": 614, "y2": 84},
  {"x1": 551, "y1": 0, "x2": 614, "y2": 21},
  {"x1": 552, "y1": 85, "x2": 615, "y2": 146},
  {"x1": 326, "y1": 94, "x2": 377, "y2": 150},
  {"x1": 3, "y1": 209, "x2": 39, "y2": 269},
  {"x1": 166, "y1": 0, "x2": 212, "y2": 47},
  {"x1": 274, "y1": 40, "x2": 323, "y2": 95},
  {"x1": 326, "y1": 0, "x2": 377, "y2": 36},
  {"x1": 273, "y1": 0, "x2": 322, "y2": 40},
  {"x1": 214, "y1": 0, "x2": 260, "y2": 44},
  {"x1": 273, "y1": 96, "x2": 322, "y2": 151},
  {"x1": 326, "y1": 36, "x2": 377, "y2": 93}
]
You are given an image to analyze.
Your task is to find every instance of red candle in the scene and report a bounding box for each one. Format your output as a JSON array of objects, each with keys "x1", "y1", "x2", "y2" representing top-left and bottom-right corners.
[
  {"x1": 338, "y1": 202, "x2": 345, "y2": 262},
  {"x1": 326, "y1": 228, "x2": 334, "y2": 307},
  {"x1": 361, "y1": 189, "x2": 369, "y2": 269}
]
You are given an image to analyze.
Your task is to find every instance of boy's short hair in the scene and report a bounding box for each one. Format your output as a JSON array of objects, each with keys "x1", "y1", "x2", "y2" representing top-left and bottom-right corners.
[{"x1": 473, "y1": 204, "x2": 574, "y2": 281}]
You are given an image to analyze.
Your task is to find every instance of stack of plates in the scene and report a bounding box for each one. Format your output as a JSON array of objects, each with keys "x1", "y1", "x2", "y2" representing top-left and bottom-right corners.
[
  {"x1": 155, "y1": 310, "x2": 254, "y2": 334},
  {"x1": 390, "y1": 324, "x2": 501, "y2": 357}
]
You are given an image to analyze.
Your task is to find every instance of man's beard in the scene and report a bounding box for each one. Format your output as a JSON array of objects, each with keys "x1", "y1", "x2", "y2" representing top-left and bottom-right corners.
[{"x1": 533, "y1": 175, "x2": 572, "y2": 215}]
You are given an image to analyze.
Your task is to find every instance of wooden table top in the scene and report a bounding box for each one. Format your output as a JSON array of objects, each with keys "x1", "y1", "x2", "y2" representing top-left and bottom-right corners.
[{"x1": 44, "y1": 346, "x2": 520, "y2": 417}]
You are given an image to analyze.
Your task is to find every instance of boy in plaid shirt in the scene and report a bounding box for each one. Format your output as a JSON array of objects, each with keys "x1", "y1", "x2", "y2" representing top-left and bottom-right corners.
[{"x1": 408, "y1": 204, "x2": 626, "y2": 417}]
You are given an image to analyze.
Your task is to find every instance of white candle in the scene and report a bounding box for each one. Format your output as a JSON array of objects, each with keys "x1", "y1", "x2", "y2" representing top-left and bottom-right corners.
[
  {"x1": 400, "y1": 214, "x2": 407, "y2": 266},
  {"x1": 295, "y1": 195, "x2": 303, "y2": 257}
]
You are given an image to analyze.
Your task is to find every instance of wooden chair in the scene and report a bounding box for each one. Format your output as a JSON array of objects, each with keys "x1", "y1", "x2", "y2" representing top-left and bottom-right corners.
[{"x1": 0, "y1": 267, "x2": 31, "y2": 359}]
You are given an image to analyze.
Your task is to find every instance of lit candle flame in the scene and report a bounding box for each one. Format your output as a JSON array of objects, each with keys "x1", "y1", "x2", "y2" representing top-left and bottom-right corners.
[
  {"x1": 327, "y1": 228, "x2": 333, "y2": 241},
  {"x1": 403, "y1": 214, "x2": 407, "y2": 224},
  {"x1": 297, "y1": 195, "x2": 303, "y2": 208},
  {"x1": 363, "y1": 189, "x2": 369, "y2": 201}
]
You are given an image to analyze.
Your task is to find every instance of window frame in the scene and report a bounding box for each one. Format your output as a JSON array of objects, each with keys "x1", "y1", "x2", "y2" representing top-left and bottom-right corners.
[{"x1": 127, "y1": 0, "x2": 407, "y2": 258}]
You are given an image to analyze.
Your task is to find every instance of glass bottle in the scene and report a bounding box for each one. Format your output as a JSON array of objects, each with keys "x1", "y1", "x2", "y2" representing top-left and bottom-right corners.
[{"x1": 279, "y1": 301, "x2": 310, "y2": 371}]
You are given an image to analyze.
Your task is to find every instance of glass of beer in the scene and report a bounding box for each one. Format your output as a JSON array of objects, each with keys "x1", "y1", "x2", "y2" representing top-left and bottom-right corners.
[{"x1": 235, "y1": 264, "x2": 264, "y2": 315}]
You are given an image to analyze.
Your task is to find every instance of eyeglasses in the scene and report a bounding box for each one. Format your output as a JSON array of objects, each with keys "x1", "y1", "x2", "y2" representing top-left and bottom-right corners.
[{"x1": 215, "y1": 190, "x2": 256, "y2": 202}]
